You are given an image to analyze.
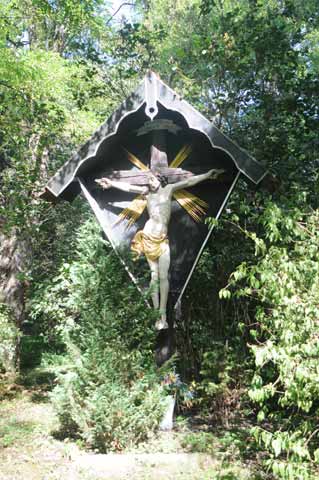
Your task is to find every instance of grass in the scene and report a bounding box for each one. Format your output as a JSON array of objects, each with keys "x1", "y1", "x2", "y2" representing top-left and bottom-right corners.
[{"x1": 0, "y1": 417, "x2": 37, "y2": 448}]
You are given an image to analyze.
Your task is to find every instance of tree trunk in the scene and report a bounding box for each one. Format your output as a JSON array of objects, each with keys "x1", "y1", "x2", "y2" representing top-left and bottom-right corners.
[
  {"x1": 0, "y1": 133, "x2": 48, "y2": 374},
  {"x1": 0, "y1": 224, "x2": 29, "y2": 374}
]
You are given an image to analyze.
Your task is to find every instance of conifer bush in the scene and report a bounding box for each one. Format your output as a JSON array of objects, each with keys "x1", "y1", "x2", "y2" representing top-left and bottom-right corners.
[{"x1": 48, "y1": 219, "x2": 166, "y2": 451}]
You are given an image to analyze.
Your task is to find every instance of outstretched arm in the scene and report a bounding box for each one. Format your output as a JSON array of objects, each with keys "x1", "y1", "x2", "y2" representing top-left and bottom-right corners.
[
  {"x1": 95, "y1": 177, "x2": 147, "y2": 195},
  {"x1": 170, "y1": 169, "x2": 225, "y2": 193}
]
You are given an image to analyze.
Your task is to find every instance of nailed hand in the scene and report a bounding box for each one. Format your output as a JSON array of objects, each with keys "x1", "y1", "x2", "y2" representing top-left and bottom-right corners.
[
  {"x1": 209, "y1": 169, "x2": 225, "y2": 179},
  {"x1": 95, "y1": 178, "x2": 112, "y2": 189}
]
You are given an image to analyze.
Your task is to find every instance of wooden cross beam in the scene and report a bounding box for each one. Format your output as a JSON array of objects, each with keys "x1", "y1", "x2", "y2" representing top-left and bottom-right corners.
[
  {"x1": 94, "y1": 130, "x2": 231, "y2": 187},
  {"x1": 96, "y1": 167, "x2": 231, "y2": 185}
]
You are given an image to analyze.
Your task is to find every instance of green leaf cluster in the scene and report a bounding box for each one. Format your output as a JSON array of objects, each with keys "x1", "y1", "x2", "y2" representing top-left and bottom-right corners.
[{"x1": 222, "y1": 196, "x2": 319, "y2": 478}]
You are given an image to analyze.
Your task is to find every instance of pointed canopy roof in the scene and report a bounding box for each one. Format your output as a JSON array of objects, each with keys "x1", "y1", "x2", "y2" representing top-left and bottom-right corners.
[{"x1": 41, "y1": 71, "x2": 267, "y2": 202}]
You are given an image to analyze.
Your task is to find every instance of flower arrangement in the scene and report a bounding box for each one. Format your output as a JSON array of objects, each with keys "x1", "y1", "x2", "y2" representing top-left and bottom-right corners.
[{"x1": 161, "y1": 370, "x2": 194, "y2": 408}]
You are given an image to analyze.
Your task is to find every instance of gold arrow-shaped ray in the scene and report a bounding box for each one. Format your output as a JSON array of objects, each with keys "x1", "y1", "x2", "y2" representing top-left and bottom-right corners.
[
  {"x1": 169, "y1": 144, "x2": 209, "y2": 221},
  {"x1": 114, "y1": 194, "x2": 147, "y2": 229},
  {"x1": 173, "y1": 189, "x2": 209, "y2": 222},
  {"x1": 124, "y1": 148, "x2": 149, "y2": 171},
  {"x1": 115, "y1": 145, "x2": 209, "y2": 228},
  {"x1": 169, "y1": 144, "x2": 192, "y2": 168},
  {"x1": 113, "y1": 149, "x2": 148, "y2": 229}
]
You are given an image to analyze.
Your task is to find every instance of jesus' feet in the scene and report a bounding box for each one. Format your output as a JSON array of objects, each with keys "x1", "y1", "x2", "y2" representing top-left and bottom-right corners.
[{"x1": 155, "y1": 312, "x2": 169, "y2": 330}]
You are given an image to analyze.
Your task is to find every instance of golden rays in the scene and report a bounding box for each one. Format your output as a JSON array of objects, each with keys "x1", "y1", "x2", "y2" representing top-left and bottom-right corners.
[
  {"x1": 173, "y1": 189, "x2": 209, "y2": 223},
  {"x1": 124, "y1": 148, "x2": 149, "y2": 171},
  {"x1": 115, "y1": 145, "x2": 209, "y2": 228},
  {"x1": 169, "y1": 144, "x2": 192, "y2": 168},
  {"x1": 114, "y1": 194, "x2": 147, "y2": 228}
]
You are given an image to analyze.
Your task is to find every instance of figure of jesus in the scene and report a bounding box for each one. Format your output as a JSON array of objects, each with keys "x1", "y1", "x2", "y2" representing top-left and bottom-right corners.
[{"x1": 96, "y1": 168, "x2": 223, "y2": 330}]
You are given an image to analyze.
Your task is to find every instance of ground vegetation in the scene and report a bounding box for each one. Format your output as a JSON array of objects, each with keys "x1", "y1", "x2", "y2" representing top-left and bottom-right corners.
[{"x1": 0, "y1": 0, "x2": 319, "y2": 478}]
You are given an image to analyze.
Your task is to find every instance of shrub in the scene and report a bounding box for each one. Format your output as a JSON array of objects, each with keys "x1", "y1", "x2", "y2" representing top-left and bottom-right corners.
[
  {"x1": 221, "y1": 198, "x2": 319, "y2": 479},
  {"x1": 49, "y1": 218, "x2": 166, "y2": 451},
  {"x1": 52, "y1": 351, "x2": 164, "y2": 451}
]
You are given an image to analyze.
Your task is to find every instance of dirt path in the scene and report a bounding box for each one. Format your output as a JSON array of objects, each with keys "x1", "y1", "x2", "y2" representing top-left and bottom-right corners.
[{"x1": 0, "y1": 379, "x2": 260, "y2": 480}]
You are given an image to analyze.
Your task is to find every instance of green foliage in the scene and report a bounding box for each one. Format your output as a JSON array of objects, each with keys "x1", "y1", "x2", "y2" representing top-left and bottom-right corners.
[
  {"x1": 194, "y1": 343, "x2": 249, "y2": 413},
  {"x1": 1, "y1": 0, "x2": 319, "y2": 475},
  {"x1": 53, "y1": 363, "x2": 164, "y2": 452},
  {"x1": 176, "y1": 233, "x2": 253, "y2": 418},
  {"x1": 20, "y1": 336, "x2": 43, "y2": 369},
  {"x1": 46, "y1": 218, "x2": 167, "y2": 451},
  {"x1": 221, "y1": 196, "x2": 319, "y2": 478},
  {"x1": 0, "y1": 46, "x2": 110, "y2": 230},
  {"x1": 0, "y1": 304, "x2": 21, "y2": 373},
  {"x1": 181, "y1": 431, "x2": 216, "y2": 454}
]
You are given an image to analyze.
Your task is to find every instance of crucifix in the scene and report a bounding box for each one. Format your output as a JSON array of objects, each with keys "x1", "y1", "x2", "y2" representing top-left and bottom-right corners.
[
  {"x1": 95, "y1": 127, "x2": 224, "y2": 329},
  {"x1": 40, "y1": 72, "x2": 268, "y2": 364}
]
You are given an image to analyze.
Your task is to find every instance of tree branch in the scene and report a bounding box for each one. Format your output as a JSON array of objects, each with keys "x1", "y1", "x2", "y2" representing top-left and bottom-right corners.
[{"x1": 106, "y1": 2, "x2": 134, "y2": 25}]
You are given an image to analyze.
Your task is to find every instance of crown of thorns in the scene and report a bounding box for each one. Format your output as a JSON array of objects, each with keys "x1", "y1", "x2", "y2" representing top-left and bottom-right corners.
[{"x1": 149, "y1": 171, "x2": 168, "y2": 186}]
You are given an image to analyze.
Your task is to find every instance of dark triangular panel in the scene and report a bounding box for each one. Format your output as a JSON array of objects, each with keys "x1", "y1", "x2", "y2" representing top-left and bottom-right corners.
[{"x1": 74, "y1": 105, "x2": 239, "y2": 304}]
